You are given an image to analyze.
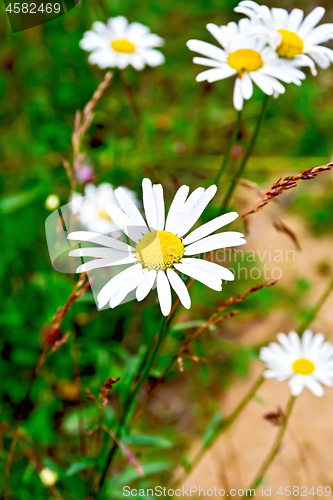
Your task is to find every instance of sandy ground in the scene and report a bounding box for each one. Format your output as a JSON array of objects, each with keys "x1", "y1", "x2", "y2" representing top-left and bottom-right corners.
[{"x1": 181, "y1": 198, "x2": 333, "y2": 499}]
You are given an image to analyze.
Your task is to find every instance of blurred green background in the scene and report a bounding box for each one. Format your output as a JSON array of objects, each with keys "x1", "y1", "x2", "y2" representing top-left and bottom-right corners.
[{"x1": 1, "y1": 0, "x2": 333, "y2": 498}]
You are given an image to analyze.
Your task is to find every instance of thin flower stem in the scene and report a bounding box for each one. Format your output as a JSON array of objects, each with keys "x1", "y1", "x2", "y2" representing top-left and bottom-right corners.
[
  {"x1": 298, "y1": 276, "x2": 333, "y2": 334},
  {"x1": 241, "y1": 395, "x2": 296, "y2": 498},
  {"x1": 215, "y1": 111, "x2": 242, "y2": 186},
  {"x1": 220, "y1": 94, "x2": 270, "y2": 212},
  {"x1": 94, "y1": 315, "x2": 168, "y2": 498}
]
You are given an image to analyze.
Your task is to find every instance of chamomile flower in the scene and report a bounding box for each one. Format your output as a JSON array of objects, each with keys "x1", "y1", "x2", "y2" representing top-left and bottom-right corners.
[
  {"x1": 260, "y1": 330, "x2": 333, "y2": 397},
  {"x1": 187, "y1": 19, "x2": 305, "y2": 110},
  {"x1": 235, "y1": 2, "x2": 333, "y2": 75},
  {"x1": 70, "y1": 183, "x2": 140, "y2": 235},
  {"x1": 67, "y1": 179, "x2": 246, "y2": 316},
  {"x1": 79, "y1": 16, "x2": 165, "y2": 70}
]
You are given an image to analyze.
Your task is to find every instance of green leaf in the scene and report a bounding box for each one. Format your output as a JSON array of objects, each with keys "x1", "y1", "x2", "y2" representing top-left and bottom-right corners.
[
  {"x1": 66, "y1": 458, "x2": 96, "y2": 476},
  {"x1": 202, "y1": 411, "x2": 224, "y2": 449},
  {"x1": 62, "y1": 406, "x2": 99, "y2": 436},
  {"x1": 170, "y1": 321, "x2": 216, "y2": 333},
  {"x1": 107, "y1": 461, "x2": 172, "y2": 490},
  {"x1": 0, "y1": 185, "x2": 45, "y2": 213},
  {"x1": 124, "y1": 434, "x2": 173, "y2": 448}
]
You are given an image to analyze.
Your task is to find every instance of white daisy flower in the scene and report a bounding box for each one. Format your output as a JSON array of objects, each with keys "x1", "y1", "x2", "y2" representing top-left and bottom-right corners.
[
  {"x1": 79, "y1": 16, "x2": 165, "y2": 70},
  {"x1": 260, "y1": 330, "x2": 333, "y2": 397},
  {"x1": 187, "y1": 19, "x2": 305, "y2": 110},
  {"x1": 235, "y1": 2, "x2": 333, "y2": 75},
  {"x1": 70, "y1": 183, "x2": 140, "y2": 235},
  {"x1": 67, "y1": 179, "x2": 246, "y2": 316}
]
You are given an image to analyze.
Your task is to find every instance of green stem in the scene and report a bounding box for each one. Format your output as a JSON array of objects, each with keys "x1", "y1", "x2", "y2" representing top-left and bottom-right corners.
[
  {"x1": 298, "y1": 276, "x2": 333, "y2": 334},
  {"x1": 215, "y1": 111, "x2": 242, "y2": 186},
  {"x1": 95, "y1": 315, "x2": 168, "y2": 497},
  {"x1": 241, "y1": 395, "x2": 296, "y2": 498},
  {"x1": 220, "y1": 94, "x2": 270, "y2": 212}
]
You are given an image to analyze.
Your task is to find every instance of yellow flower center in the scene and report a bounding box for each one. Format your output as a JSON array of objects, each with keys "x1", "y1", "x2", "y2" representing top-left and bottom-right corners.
[
  {"x1": 98, "y1": 210, "x2": 111, "y2": 220},
  {"x1": 277, "y1": 29, "x2": 304, "y2": 58},
  {"x1": 135, "y1": 230, "x2": 185, "y2": 271},
  {"x1": 292, "y1": 358, "x2": 315, "y2": 375},
  {"x1": 111, "y1": 39, "x2": 136, "y2": 54},
  {"x1": 228, "y1": 49, "x2": 263, "y2": 75}
]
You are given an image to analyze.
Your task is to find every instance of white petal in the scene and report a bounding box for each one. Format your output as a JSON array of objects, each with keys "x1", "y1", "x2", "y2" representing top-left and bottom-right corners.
[
  {"x1": 129, "y1": 55, "x2": 145, "y2": 71},
  {"x1": 187, "y1": 39, "x2": 227, "y2": 62},
  {"x1": 305, "y1": 24, "x2": 333, "y2": 46},
  {"x1": 250, "y1": 72, "x2": 274, "y2": 95},
  {"x1": 136, "y1": 270, "x2": 157, "y2": 301},
  {"x1": 114, "y1": 188, "x2": 148, "y2": 237},
  {"x1": 233, "y1": 78, "x2": 244, "y2": 111},
  {"x1": 197, "y1": 67, "x2": 236, "y2": 82},
  {"x1": 288, "y1": 331, "x2": 302, "y2": 355},
  {"x1": 173, "y1": 187, "x2": 205, "y2": 236},
  {"x1": 184, "y1": 232, "x2": 246, "y2": 255},
  {"x1": 88, "y1": 49, "x2": 116, "y2": 69},
  {"x1": 305, "y1": 46, "x2": 333, "y2": 69},
  {"x1": 174, "y1": 262, "x2": 222, "y2": 291},
  {"x1": 153, "y1": 184, "x2": 165, "y2": 230},
  {"x1": 97, "y1": 264, "x2": 141, "y2": 308},
  {"x1": 166, "y1": 269, "x2": 191, "y2": 309},
  {"x1": 311, "y1": 333, "x2": 325, "y2": 353},
  {"x1": 206, "y1": 67, "x2": 237, "y2": 81},
  {"x1": 79, "y1": 32, "x2": 106, "y2": 52},
  {"x1": 105, "y1": 202, "x2": 141, "y2": 242},
  {"x1": 142, "y1": 49, "x2": 165, "y2": 67},
  {"x1": 298, "y1": 7, "x2": 325, "y2": 39},
  {"x1": 176, "y1": 185, "x2": 217, "y2": 238},
  {"x1": 301, "y1": 329, "x2": 314, "y2": 353},
  {"x1": 76, "y1": 255, "x2": 136, "y2": 273},
  {"x1": 304, "y1": 377, "x2": 324, "y2": 397},
  {"x1": 69, "y1": 247, "x2": 128, "y2": 259},
  {"x1": 91, "y1": 21, "x2": 109, "y2": 36},
  {"x1": 67, "y1": 231, "x2": 134, "y2": 252},
  {"x1": 165, "y1": 185, "x2": 190, "y2": 233},
  {"x1": 289, "y1": 375, "x2": 305, "y2": 396},
  {"x1": 183, "y1": 212, "x2": 239, "y2": 246},
  {"x1": 157, "y1": 271, "x2": 172, "y2": 316},
  {"x1": 107, "y1": 16, "x2": 128, "y2": 36},
  {"x1": 288, "y1": 9, "x2": 304, "y2": 32},
  {"x1": 276, "y1": 332, "x2": 294, "y2": 354},
  {"x1": 263, "y1": 369, "x2": 283, "y2": 379},
  {"x1": 315, "y1": 372, "x2": 333, "y2": 386},
  {"x1": 241, "y1": 73, "x2": 253, "y2": 100},
  {"x1": 206, "y1": 23, "x2": 229, "y2": 49},
  {"x1": 272, "y1": 8, "x2": 288, "y2": 30},
  {"x1": 142, "y1": 178, "x2": 158, "y2": 231},
  {"x1": 181, "y1": 258, "x2": 234, "y2": 281},
  {"x1": 126, "y1": 21, "x2": 149, "y2": 38},
  {"x1": 193, "y1": 57, "x2": 226, "y2": 68},
  {"x1": 110, "y1": 267, "x2": 143, "y2": 308},
  {"x1": 138, "y1": 34, "x2": 164, "y2": 48}
]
